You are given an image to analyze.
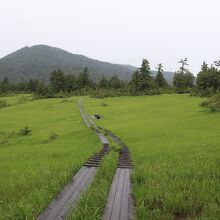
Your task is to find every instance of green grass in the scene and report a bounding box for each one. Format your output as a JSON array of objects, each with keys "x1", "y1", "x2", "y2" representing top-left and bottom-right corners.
[
  {"x1": 69, "y1": 151, "x2": 118, "y2": 220},
  {"x1": 0, "y1": 96, "x2": 101, "y2": 219},
  {"x1": 0, "y1": 94, "x2": 32, "y2": 106},
  {"x1": 85, "y1": 94, "x2": 220, "y2": 219},
  {"x1": 1, "y1": 94, "x2": 220, "y2": 220}
]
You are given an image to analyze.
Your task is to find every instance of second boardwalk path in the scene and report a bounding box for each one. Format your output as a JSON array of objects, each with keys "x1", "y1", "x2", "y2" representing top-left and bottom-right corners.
[
  {"x1": 101, "y1": 128, "x2": 134, "y2": 220},
  {"x1": 102, "y1": 168, "x2": 134, "y2": 220}
]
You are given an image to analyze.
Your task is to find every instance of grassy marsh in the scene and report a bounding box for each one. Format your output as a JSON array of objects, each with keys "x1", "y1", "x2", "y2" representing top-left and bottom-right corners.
[
  {"x1": 85, "y1": 94, "x2": 220, "y2": 219},
  {"x1": 0, "y1": 96, "x2": 101, "y2": 219}
]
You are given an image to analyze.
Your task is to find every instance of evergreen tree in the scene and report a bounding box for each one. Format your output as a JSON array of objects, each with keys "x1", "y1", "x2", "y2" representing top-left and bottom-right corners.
[
  {"x1": 36, "y1": 81, "x2": 47, "y2": 97},
  {"x1": 49, "y1": 69, "x2": 65, "y2": 93},
  {"x1": 28, "y1": 79, "x2": 39, "y2": 92},
  {"x1": 196, "y1": 63, "x2": 220, "y2": 92},
  {"x1": 130, "y1": 70, "x2": 139, "y2": 92},
  {"x1": 201, "y1": 61, "x2": 208, "y2": 72},
  {"x1": 154, "y1": 63, "x2": 168, "y2": 88},
  {"x1": 185, "y1": 71, "x2": 195, "y2": 88},
  {"x1": 173, "y1": 72, "x2": 187, "y2": 89},
  {"x1": 138, "y1": 59, "x2": 153, "y2": 91},
  {"x1": 178, "y1": 58, "x2": 188, "y2": 74},
  {"x1": 214, "y1": 58, "x2": 220, "y2": 67},
  {"x1": 0, "y1": 77, "x2": 10, "y2": 93},
  {"x1": 99, "y1": 76, "x2": 109, "y2": 89},
  {"x1": 65, "y1": 74, "x2": 76, "y2": 92},
  {"x1": 110, "y1": 74, "x2": 121, "y2": 89},
  {"x1": 77, "y1": 67, "x2": 90, "y2": 89},
  {"x1": 16, "y1": 81, "x2": 28, "y2": 92},
  {"x1": 173, "y1": 58, "x2": 195, "y2": 92}
]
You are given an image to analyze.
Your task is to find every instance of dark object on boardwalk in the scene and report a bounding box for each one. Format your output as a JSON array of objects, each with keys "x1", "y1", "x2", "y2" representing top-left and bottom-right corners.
[{"x1": 94, "y1": 114, "x2": 102, "y2": 119}]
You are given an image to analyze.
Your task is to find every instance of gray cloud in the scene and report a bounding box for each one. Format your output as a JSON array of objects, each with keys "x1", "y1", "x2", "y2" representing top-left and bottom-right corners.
[{"x1": 0, "y1": 0, "x2": 219, "y2": 73}]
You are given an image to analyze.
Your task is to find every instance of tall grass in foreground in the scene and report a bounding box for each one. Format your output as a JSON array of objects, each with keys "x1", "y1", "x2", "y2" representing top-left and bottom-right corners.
[
  {"x1": 85, "y1": 94, "x2": 220, "y2": 219},
  {"x1": 69, "y1": 151, "x2": 118, "y2": 220},
  {"x1": 0, "y1": 96, "x2": 101, "y2": 219}
]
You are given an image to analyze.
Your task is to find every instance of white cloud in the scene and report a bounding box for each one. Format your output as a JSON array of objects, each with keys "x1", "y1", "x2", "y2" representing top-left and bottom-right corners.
[{"x1": 0, "y1": 0, "x2": 219, "y2": 73}]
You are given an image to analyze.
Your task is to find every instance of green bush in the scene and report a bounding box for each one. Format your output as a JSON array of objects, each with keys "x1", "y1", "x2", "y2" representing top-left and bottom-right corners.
[
  {"x1": 175, "y1": 87, "x2": 192, "y2": 94},
  {"x1": 19, "y1": 127, "x2": 32, "y2": 136},
  {"x1": 199, "y1": 87, "x2": 216, "y2": 97},
  {"x1": 49, "y1": 132, "x2": 59, "y2": 140},
  {"x1": 100, "y1": 102, "x2": 108, "y2": 107},
  {"x1": 60, "y1": 99, "x2": 69, "y2": 103},
  {"x1": 90, "y1": 89, "x2": 125, "y2": 98},
  {"x1": 146, "y1": 89, "x2": 161, "y2": 95},
  {"x1": 53, "y1": 91, "x2": 70, "y2": 98},
  {"x1": 43, "y1": 132, "x2": 59, "y2": 144},
  {"x1": 18, "y1": 95, "x2": 33, "y2": 104},
  {"x1": 201, "y1": 94, "x2": 220, "y2": 112},
  {"x1": 0, "y1": 139, "x2": 10, "y2": 145},
  {"x1": 0, "y1": 100, "x2": 8, "y2": 108},
  {"x1": 190, "y1": 86, "x2": 216, "y2": 97}
]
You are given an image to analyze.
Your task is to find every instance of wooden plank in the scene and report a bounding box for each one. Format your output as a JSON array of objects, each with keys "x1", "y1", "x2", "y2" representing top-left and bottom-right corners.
[
  {"x1": 102, "y1": 168, "x2": 134, "y2": 220},
  {"x1": 38, "y1": 167, "x2": 95, "y2": 220},
  {"x1": 59, "y1": 167, "x2": 97, "y2": 218},
  {"x1": 102, "y1": 169, "x2": 121, "y2": 220},
  {"x1": 96, "y1": 132, "x2": 109, "y2": 145},
  {"x1": 87, "y1": 114, "x2": 97, "y2": 129},
  {"x1": 128, "y1": 169, "x2": 135, "y2": 220},
  {"x1": 110, "y1": 169, "x2": 126, "y2": 220},
  {"x1": 37, "y1": 207, "x2": 52, "y2": 220},
  {"x1": 45, "y1": 168, "x2": 91, "y2": 220},
  {"x1": 119, "y1": 169, "x2": 130, "y2": 220},
  {"x1": 81, "y1": 112, "x2": 91, "y2": 128},
  {"x1": 48, "y1": 167, "x2": 89, "y2": 211},
  {"x1": 37, "y1": 167, "x2": 87, "y2": 220}
]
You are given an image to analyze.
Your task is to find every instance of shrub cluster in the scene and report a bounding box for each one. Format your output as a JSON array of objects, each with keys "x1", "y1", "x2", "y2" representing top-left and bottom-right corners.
[
  {"x1": 18, "y1": 95, "x2": 33, "y2": 104},
  {"x1": 19, "y1": 127, "x2": 32, "y2": 136},
  {"x1": 201, "y1": 94, "x2": 220, "y2": 112},
  {"x1": 49, "y1": 132, "x2": 59, "y2": 140},
  {"x1": 0, "y1": 100, "x2": 8, "y2": 108}
]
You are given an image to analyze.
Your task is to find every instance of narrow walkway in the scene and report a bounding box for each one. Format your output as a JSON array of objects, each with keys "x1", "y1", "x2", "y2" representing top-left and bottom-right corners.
[
  {"x1": 101, "y1": 128, "x2": 134, "y2": 220},
  {"x1": 38, "y1": 100, "x2": 134, "y2": 220},
  {"x1": 37, "y1": 100, "x2": 110, "y2": 220},
  {"x1": 37, "y1": 167, "x2": 96, "y2": 220},
  {"x1": 79, "y1": 106, "x2": 135, "y2": 219},
  {"x1": 102, "y1": 168, "x2": 133, "y2": 220}
]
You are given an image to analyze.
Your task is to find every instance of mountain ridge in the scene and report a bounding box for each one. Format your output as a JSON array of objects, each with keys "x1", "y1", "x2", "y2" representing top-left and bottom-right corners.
[{"x1": 0, "y1": 45, "x2": 174, "y2": 83}]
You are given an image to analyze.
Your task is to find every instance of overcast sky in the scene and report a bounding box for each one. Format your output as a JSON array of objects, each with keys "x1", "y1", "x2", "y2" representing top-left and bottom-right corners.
[{"x1": 0, "y1": 0, "x2": 219, "y2": 73}]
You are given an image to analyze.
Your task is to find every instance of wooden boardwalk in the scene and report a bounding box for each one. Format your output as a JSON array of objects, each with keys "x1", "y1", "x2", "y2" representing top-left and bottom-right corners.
[
  {"x1": 100, "y1": 127, "x2": 134, "y2": 220},
  {"x1": 38, "y1": 100, "x2": 134, "y2": 220},
  {"x1": 78, "y1": 103, "x2": 135, "y2": 220},
  {"x1": 37, "y1": 100, "x2": 110, "y2": 219},
  {"x1": 102, "y1": 168, "x2": 134, "y2": 220},
  {"x1": 37, "y1": 166, "x2": 96, "y2": 220}
]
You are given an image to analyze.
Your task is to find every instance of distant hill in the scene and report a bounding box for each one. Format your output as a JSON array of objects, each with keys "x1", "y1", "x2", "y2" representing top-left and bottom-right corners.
[
  {"x1": 120, "y1": 65, "x2": 138, "y2": 72},
  {"x1": 0, "y1": 45, "x2": 135, "y2": 82},
  {"x1": 0, "y1": 45, "x2": 174, "y2": 84}
]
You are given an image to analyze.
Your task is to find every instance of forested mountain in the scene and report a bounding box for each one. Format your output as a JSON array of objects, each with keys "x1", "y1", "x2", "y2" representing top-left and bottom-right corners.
[
  {"x1": 0, "y1": 45, "x2": 134, "y2": 82},
  {"x1": 0, "y1": 45, "x2": 174, "y2": 83}
]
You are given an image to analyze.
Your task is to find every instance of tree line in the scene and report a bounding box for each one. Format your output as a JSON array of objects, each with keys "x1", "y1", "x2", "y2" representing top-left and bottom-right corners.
[{"x1": 1, "y1": 58, "x2": 220, "y2": 98}]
